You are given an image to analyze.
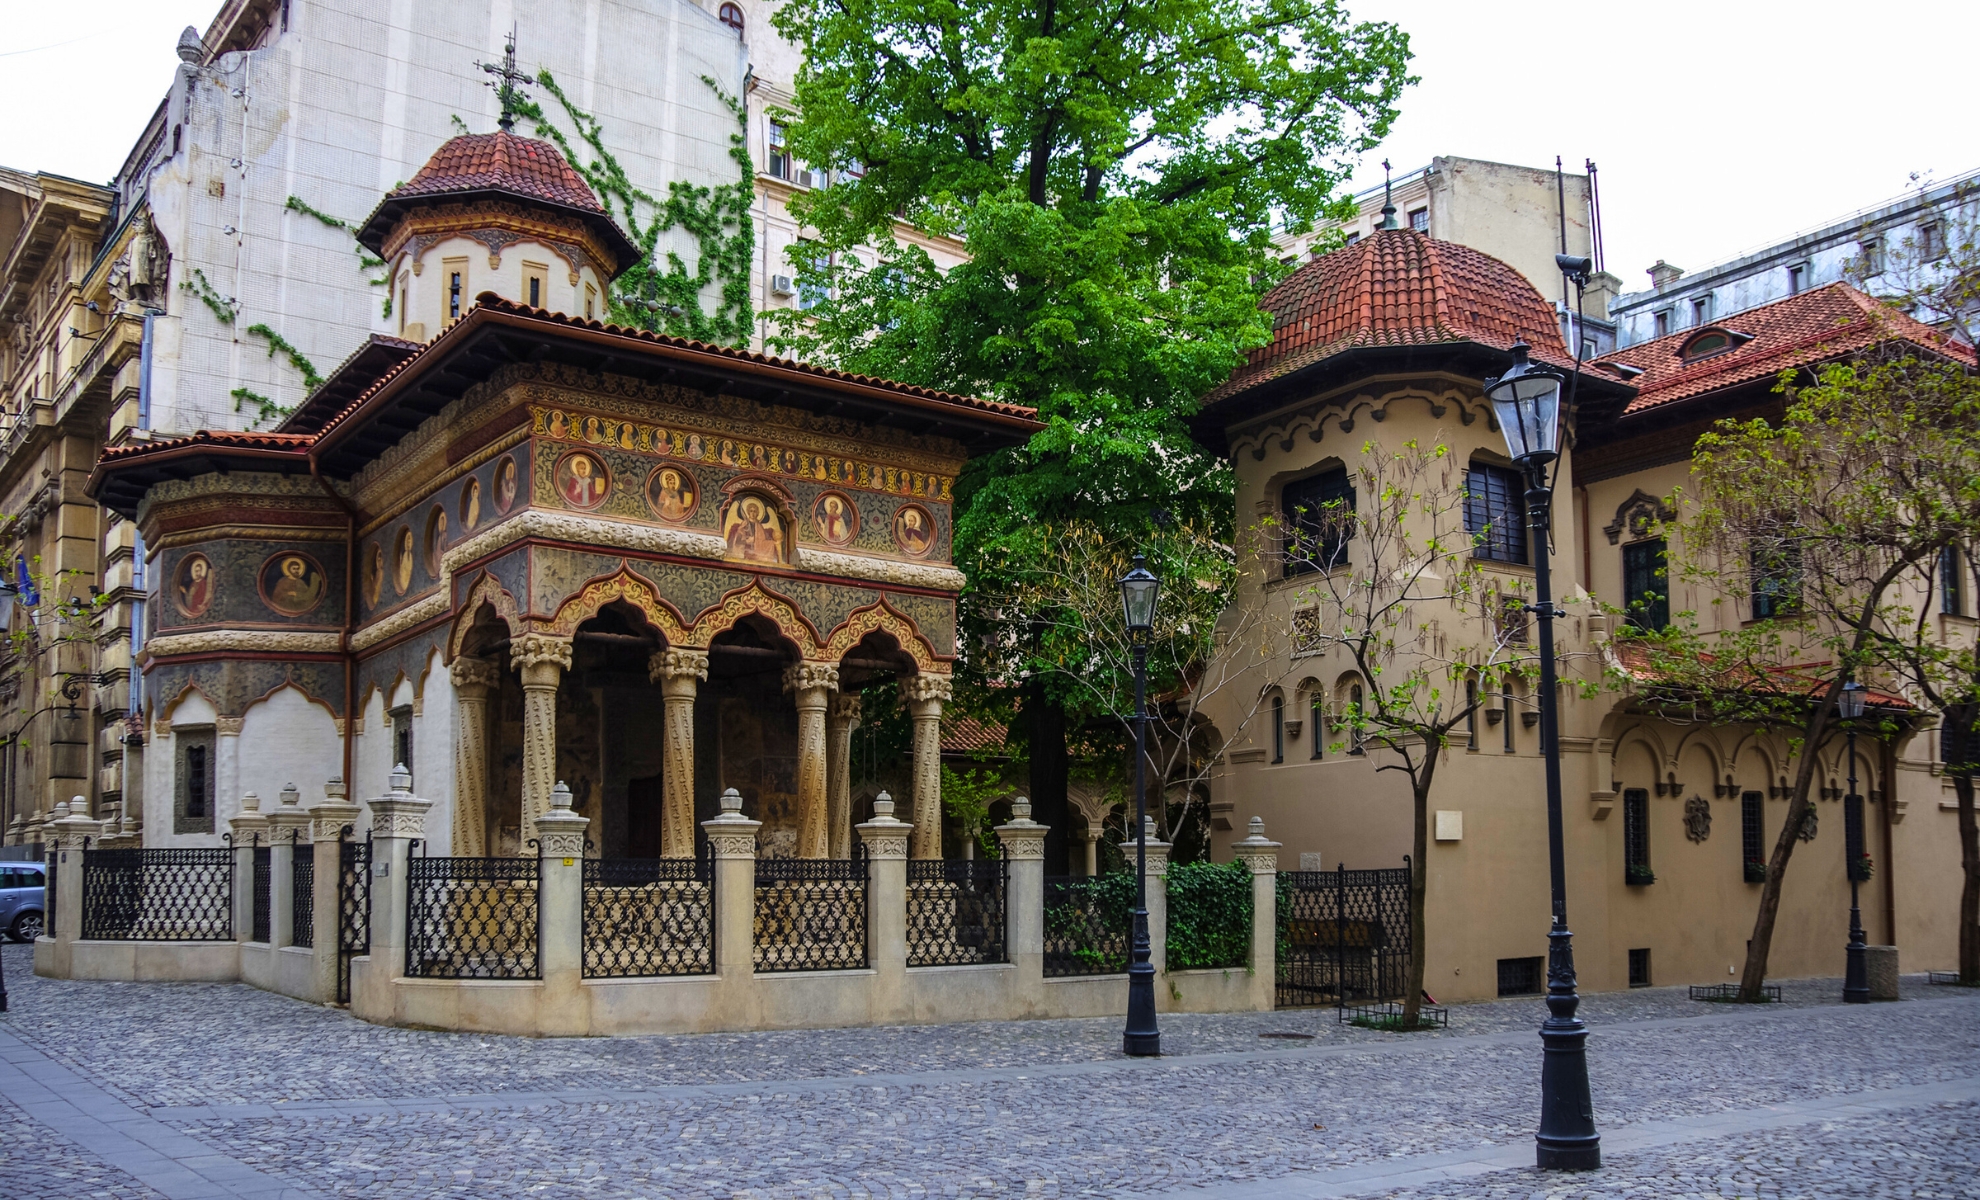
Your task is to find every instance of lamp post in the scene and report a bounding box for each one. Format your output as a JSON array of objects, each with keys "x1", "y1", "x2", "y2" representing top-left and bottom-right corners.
[
  {"x1": 1485, "y1": 337, "x2": 1598, "y2": 1170},
  {"x1": 1119, "y1": 554, "x2": 1162, "y2": 1056},
  {"x1": 1839, "y1": 680, "x2": 1869, "y2": 1004}
]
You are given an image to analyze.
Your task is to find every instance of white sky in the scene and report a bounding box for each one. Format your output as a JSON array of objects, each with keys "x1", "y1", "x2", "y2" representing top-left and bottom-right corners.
[{"x1": 3, "y1": 0, "x2": 1976, "y2": 296}]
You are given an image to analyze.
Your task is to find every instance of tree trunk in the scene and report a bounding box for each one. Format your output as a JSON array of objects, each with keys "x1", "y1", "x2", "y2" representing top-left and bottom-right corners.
[
  {"x1": 1027, "y1": 680, "x2": 1071, "y2": 875},
  {"x1": 1402, "y1": 775, "x2": 1430, "y2": 1025},
  {"x1": 1740, "y1": 732, "x2": 1829, "y2": 1001},
  {"x1": 1956, "y1": 770, "x2": 1978, "y2": 984}
]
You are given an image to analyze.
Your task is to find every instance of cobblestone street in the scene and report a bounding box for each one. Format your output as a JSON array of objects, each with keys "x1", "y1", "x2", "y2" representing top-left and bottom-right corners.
[{"x1": 0, "y1": 945, "x2": 1973, "y2": 1199}]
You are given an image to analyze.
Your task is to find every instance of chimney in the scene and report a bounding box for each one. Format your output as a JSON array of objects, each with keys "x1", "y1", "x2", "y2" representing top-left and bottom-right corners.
[
  {"x1": 1583, "y1": 271, "x2": 1624, "y2": 319},
  {"x1": 1647, "y1": 260, "x2": 1685, "y2": 289}
]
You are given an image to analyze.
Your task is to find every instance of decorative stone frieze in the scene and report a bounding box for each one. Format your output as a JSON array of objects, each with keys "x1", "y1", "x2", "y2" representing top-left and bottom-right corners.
[
  {"x1": 449, "y1": 656, "x2": 502, "y2": 691},
  {"x1": 855, "y1": 791, "x2": 912, "y2": 859},
  {"x1": 370, "y1": 764, "x2": 432, "y2": 838},
  {"x1": 701, "y1": 787, "x2": 761, "y2": 859},
  {"x1": 1121, "y1": 816, "x2": 1172, "y2": 878},
  {"x1": 145, "y1": 630, "x2": 345, "y2": 658},
  {"x1": 215, "y1": 717, "x2": 244, "y2": 736},
  {"x1": 994, "y1": 795, "x2": 1048, "y2": 861},
  {"x1": 309, "y1": 777, "x2": 361, "y2": 842},
  {"x1": 648, "y1": 647, "x2": 710, "y2": 686},
  {"x1": 267, "y1": 782, "x2": 312, "y2": 844},
  {"x1": 533, "y1": 780, "x2": 590, "y2": 857},
  {"x1": 229, "y1": 791, "x2": 270, "y2": 846},
  {"x1": 47, "y1": 798, "x2": 103, "y2": 851},
  {"x1": 1230, "y1": 816, "x2": 1283, "y2": 874},
  {"x1": 510, "y1": 633, "x2": 574, "y2": 673}
]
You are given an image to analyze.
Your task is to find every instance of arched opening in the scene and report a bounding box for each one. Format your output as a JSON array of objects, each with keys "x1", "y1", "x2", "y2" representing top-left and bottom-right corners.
[
  {"x1": 571, "y1": 601, "x2": 666, "y2": 857},
  {"x1": 705, "y1": 614, "x2": 803, "y2": 856}
]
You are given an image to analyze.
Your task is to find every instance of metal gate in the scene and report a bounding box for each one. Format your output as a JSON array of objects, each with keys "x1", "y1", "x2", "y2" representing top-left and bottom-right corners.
[
  {"x1": 1275, "y1": 862, "x2": 1412, "y2": 1009},
  {"x1": 336, "y1": 831, "x2": 371, "y2": 1004}
]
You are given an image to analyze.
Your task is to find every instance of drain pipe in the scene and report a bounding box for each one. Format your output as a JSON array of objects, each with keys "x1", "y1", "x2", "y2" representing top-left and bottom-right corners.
[{"x1": 308, "y1": 451, "x2": 358, "y2": 792}]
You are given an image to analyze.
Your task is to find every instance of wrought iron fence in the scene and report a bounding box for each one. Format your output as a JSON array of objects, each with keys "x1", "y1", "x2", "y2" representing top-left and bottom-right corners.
[
  {"x1": 337, "y1": 834, "x2": 370, "y2": 1003},
  {"x1": 291, "y1": 846, "x2": 315, "y2": 948},
  {"x1": 406, "y1": 855, "x2": 540, "y2": 979},
  {"x1": 251, "y1": 846, "x2": 272, "y2": 943},
  {"x1": 1274, "y1": 863, "x2": 1411, "y2": 1009},
  {"x1": 582, "y1": 857, "x2": 713, "y2": 977},
  {"x1": 80, "y1": 848, "x2": 233, "y2": 941},
  {"x1": 1043, "y1": 873, "x2": 1132, "y2": 977},
  {"x1": 907, "y1": 858, "x2": 1006, "y2": 967},
  {"x1": 753, "y1": 857, "x2": 866, "y2": 972}
]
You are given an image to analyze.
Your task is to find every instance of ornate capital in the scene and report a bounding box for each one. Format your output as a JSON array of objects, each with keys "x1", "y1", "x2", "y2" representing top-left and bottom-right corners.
[
  {"x1": 510, "y1": 633, "x2": 574, "y2": 675},
  {"x1": 648, "y1": 647, "x2": 711, "y2": 685},
  {"x1": 450, "y1": 656, "x2": 502, "y2": 692},
  {"x1": 828, "y1": 693, "x2": 863, "y2": 724},
  {"x1": 1121, "y1": 839, "x2": 1172, "y2": 877},
  {"x1": 782, "y1": 661, "x2": 840, "y2": 696},
  {"x1": 995, "y1": 823, "x2": 1048, "y2": 859},
  {"x1": 309, "y1": 799, "x2": 362, "y2": 843},
  {"x1": 854, "y1": 826, "x2": 911, "y2": 858},
  {"x1": 902, "y1": 672, "x2": 953, "y2": 706},
  {"x1": 215, "y1": 716, "x2": 244, "y2": 736}
]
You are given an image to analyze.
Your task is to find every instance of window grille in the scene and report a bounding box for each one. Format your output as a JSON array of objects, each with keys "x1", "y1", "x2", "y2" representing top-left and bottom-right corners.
[
  {"x1": 337, "y1": 835, "x2": 370, "y2": 1004},
  {"x1": 1944, "y1": 719, "x2": 1980, "y2": 778},
  {"x1": 251, "y1": 846, "x2": 272, "y2": 943},
  {"x1": 177, "y1": 735, "x2": 214, "y2": 834},
  {"x1": 1464, "y1": 677, "x2": 1478, "y2": 749},
  {"x1": 1271, "y1": 694, "x2": 1284, "y2": 763},
  {"x1": 1311, "y1": 695, "x2": 1325, "y2": 759},
  {"x1": 291, "y1": 847, "x2": 314, "y2": 948},
  {"x1": 1941, "y1": 545, "x2": 1964, "y2": 616},
  {"x1": 753, "y1": 857, "x2": 867, "y2": 972},
  {"x1": 391, "y1": 707, "x2": 414, "y2": 779},
  {"x1": 1623, "y1": 788, "x2": 1652, "y2": 883},
  {"x1": 448, "y1": 271, "x2": 462, "y2": 320},
  {"x1": 1750, "y1": 537, "x2": 1801, "y2": 619},
  {"x1": 1282, "y1": 467, "x2": 1355, "y2": 575},
  {"x1": 583, "y1": 857, "x2": 713, "y2": 977},
  {"x1": 1497, "y1": 955, "x2": 1543, "y2": 996},
  {"x1": 1623, "y1": 539, "x2": 1669, "y2": 631},
  {"x1": 906, "y1": 858, "x2": 1007, "y2": 967},
  {"x1": 1465, "y1": 465, "x2": 1528, "y2": 564},
  {"x1": 1627, "y1": 947, "x2": 1651, "y2": 988},
  {"x1": 1741, "y1": 791, "x2": 1765, "y2": 881},
  {"x1": 1408, "y1": 207, "x2": 1428, "y2": 233}
]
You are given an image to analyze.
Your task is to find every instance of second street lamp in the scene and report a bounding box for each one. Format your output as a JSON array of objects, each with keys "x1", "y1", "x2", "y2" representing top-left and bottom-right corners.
[
  {"x1": 1485, "y1": 337, "x2": 1599, "y2": 1171},
  {"x1": 1119, "y1": 554, "x2": 1162, "y2": 1057},
  {"x1": 1839, "y1": 680, "x2": 1870, "y2": 1005}
]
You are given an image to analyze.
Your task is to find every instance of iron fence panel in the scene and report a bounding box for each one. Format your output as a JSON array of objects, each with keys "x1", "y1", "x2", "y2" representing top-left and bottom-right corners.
[
  {"x1": 1042, "y1": 874, "x2": 1131, "y2": 977},
  {"x1": 251, "y1": 847, "x2": 272, "y2": 944},
  {"x1": 336, "y1": 836, "x2": 370, "y2": 1004},
  {"x1": 80, "y1": 848, "x2": 233, "y2": 941},
  {"x1": 405, "y1": 856, "x2": 540, "y2": 979},
  {"x1": 906, "y1": 858, "x2": 1006, "y2": 967},
  {"x1": 582, "y1": 857, "x2": 713, "y2": 977},
  {"x1": 753, "y1": 857, "x2": 866, "y2": 972},
  {"x1": 1275, "y1": 865, "x2": 1412, "y2": 1009},
  {"x1": 291, "y1": 849, "x2": 315, "y2": 948}
]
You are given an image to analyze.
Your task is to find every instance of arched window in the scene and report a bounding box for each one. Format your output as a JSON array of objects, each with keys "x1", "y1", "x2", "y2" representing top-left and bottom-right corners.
[
  {"x1": 1311, "y1": 693, "x2": 1324, "y2": 759},
  {"x1": 1270, "y1": 693, "x2": 1284, "y2": 763},
  {"x1": 719, "y1": 2, "x2": 745, "y2": 36}
]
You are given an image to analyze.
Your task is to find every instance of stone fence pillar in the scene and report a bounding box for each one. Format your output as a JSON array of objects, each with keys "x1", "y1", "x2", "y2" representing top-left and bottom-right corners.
[
  {"x1": 308, "y1": 779, "x2": 359, "y2": 1003},
  {"x1": 47, "y1": 800, "x2": 100, "y2": 943},
  {"x1": 357, "y1": 765, "x2": 431, "y2": 1017},
  {"x1": 1121, "y1": 816, "x2": 1171, "y2": 995},
  {"x1": 536, "y1": 781, "x2": 590, "y2": 1034},
  {"x1": 994, "y1": 797, "x2": 1047, "y2": 998},
  {"x1": 229, "y1": 793, "x2": 269, "y2": 942},
  {"x1": 266, "y1": 784, "x2": 311, "y2": 951},
  {"x1": 856, "y1": 791, "x2": 911, "y2": 1014},
  {"x1": 1230, "y1": 816, "x2": 1282, "y2": 1012},
  {"x1": 702, "y1": 788, "x2": 760, "y2": 981}
]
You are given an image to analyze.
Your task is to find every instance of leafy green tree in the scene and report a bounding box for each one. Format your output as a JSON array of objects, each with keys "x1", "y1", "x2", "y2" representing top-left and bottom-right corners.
[{"x1": 766, "y1": 0, "x2": 1413, "y2": 853}]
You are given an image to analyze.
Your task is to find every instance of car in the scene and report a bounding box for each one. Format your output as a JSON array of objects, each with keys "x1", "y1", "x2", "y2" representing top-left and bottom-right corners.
[{"x1": 0, "y1": 864, "x2": 45, "y2": 942}]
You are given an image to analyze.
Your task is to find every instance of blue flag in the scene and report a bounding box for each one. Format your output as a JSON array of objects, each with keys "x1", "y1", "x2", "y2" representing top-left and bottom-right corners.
[{"x1": 14, "y1": 555, "x2": 36, "y2": 606}]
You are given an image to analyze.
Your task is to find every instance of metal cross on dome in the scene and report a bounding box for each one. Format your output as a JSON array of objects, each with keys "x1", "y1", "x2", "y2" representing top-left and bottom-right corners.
[{"x1": 478, "y1": 28, "x2": 531, "y2": 133}]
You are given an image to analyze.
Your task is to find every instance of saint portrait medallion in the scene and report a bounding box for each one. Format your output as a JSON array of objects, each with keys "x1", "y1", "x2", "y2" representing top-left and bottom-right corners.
[
  {"x1": 813, "y1": 491, "x2": 859, "y2": 548},
  {"x1": 892, "y1": 503, "x2": 937, "y2": 559},
  {"x1": 173, "y1": 553, "x2": 215, "y2": 619},
  {"x1": 643, "y1": 465, "x2": 699, "y2": 524},
  {"x1": 259, "y1": 551, "x2": 327, "y2": 618},
  {"x1": 555, "y1": 450, "x2": 610, "y2": 511}
]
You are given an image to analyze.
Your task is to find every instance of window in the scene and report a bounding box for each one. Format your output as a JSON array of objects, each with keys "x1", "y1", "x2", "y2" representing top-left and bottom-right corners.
[
  {"x1": 1623, "y1": 788, "x2": 1651, "y2": 883},
  {"x1": 1282, "y1": 467, "x2": 1355, "y2": 575},
  {"x1": 391, "y1": 706, "x2": 414, "y2": 778},
  {"x1": 524, "y1": 262, "x2": 547, "y2": 310},
  {"x1": 1943, "y1": 718, "x2": 1979, "y2": 777},
  {"x1": 1787, "y1": 262, "x2": 1808, "y2": 295},
  {"x1": 1622, "y1": 539, "x2": 1669, "y2": 631},
  {"x1": 1845, "y1": 792, "x2": 1867, "y2": 881},
  {"x1": 1344, "y1": 231, "x2": 1361, "y2": 245},
  {"x1": 1270, "y1": 694, "x2": 1284, "y2": 763},
  {"x1": 1859, "y1": 237, "x2": 1886, "y2": 276},
  {"x1": 796, "y1": 248, "x2": 832, "y2": 311},
  {"x1": 1408, "y1": 207, "x2": 1428, "y2": 233},
  {"x1": 1347, "y1": 684, "x2": 1365, "y2": 755},
  {"x1": 1683, "y1": 331, "x2": 1732, "y2": 359},
  {"x1": 175, "y1": 731, "x2": 215, "y2": 835},
  {"x1": 1310, "y1": 694, "x2": 1324, "y2": 759},
  {"x1": 1741, "y1": 790, "x2": 1765, "y2": 881},
  {"x1": 1465, "y1": 464, "x2": 1528, "y2": 565},
  {"x1": 584, "y1": 285, "x2": 597, "y2": 320},
  {"x1": 397, "y1": 275, "x2": 408, "y2": 334},
  {"x1": 448, "y1": 270, "x2": 463, "y2": 321},
  {"x1": 1941, "y1": 544, "x2": 1965, "y2": 616},
  {"x1": 1653, "y1": 309, "x2": 1671, "y2": 337},
  {"x1": 1502, "y1": 686, "x2": 1515, "y2": 753},
  {"x1": 1627, "y1": 948, "x2": 1651, "y2": 988},
  {"x1": 1465, "y1": 676, "x2": 1478, "y2": 749},
  {"x1": 1920, "y1": 221, "x2": 1945, "y2": 259},
  {"x1": 1497, "y1": 956, "x2": 1543, "y2": 996},
  {"x1": 1691, "y1": 294, "x2": 1713, "y2": 325},
  {"x1": 1750, "y1": 536, "x2": 1801, "y2": 619},
  {"x1": 767, "y1": 120, "x2": 791, "y2": 181},
  {"x1": 718, "y1": 1, "x2": 744, "y2": 36}
]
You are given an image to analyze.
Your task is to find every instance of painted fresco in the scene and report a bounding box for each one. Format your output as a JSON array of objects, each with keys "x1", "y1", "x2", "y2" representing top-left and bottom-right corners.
[
  {"x1": 354, "y1": 629, "x2": 447, "y2": 720},
  {"x1": 149, "y1": 657, "x2": 345, "y2": 721},
  {"x1": 153, "y1": 541, "x2": 347, "y2": 631},
  {"x1": 358, "y1": 443, "x2": 531, "y2": 624}
]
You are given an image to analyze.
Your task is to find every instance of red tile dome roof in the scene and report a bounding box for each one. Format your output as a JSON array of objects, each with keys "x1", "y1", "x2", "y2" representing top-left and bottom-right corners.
[{"x1": 1206, "y1": 228, "x2": 1579, "y2": 406}]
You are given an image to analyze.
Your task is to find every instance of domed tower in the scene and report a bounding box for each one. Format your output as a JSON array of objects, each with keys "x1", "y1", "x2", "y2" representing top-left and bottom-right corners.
[{"x1": 356, "y1": 130, "x2": 639, "y2": 342}]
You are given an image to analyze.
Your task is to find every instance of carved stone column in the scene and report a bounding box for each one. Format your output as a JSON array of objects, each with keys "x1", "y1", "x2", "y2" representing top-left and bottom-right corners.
[
  {"x1": 903, "y1": 672, "x2": 952, "y2": 859},
  {"x1": 825, "y1": 693, "x2": 862, "y2": 860},
  {"x1": 649, "y1": 648, "x2": 710, "y2": 858},
  {"x1": 509, "y1": 634, "x2": 573, "y2": 846},
  {"x1": 449, "y1": 656, "x2": 500, "y2": 856},
  {"x1": 784, "y1": 662, "x2": 840, "y2": 860}
]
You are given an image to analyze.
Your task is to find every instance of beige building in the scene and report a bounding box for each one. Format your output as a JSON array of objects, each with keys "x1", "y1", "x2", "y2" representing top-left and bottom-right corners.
[{"x1": 1191, "y1": 228, "x2": 1973, "y2": 1001}]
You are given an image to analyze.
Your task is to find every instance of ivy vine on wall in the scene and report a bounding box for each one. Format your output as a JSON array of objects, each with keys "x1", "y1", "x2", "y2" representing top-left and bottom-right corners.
[{"x1": 179, "y1": 267, "x2": 316, "y2": 427}]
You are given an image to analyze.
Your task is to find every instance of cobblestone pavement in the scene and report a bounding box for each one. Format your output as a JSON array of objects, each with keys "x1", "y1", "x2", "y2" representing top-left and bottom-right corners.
[{"x1": 0, "y1": 944, "x2": 1975, "y2": 1199}]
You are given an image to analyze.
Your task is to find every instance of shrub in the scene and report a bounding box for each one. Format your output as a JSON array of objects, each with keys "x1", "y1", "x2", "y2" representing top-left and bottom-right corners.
[{"x1": 1166, "y1": 860, "x2": 1253, "y2": 970}]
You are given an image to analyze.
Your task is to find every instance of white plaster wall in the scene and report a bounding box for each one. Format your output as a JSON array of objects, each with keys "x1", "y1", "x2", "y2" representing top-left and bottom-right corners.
[
  {"x1": 413, "y1": 650, "x2": 459, "y2": 852},
  {"x1": 352, "y1": 688, "x2": 390, "y2": 833},
  {"x1": 235, "y1": 687, "x2": 343, "y2": 822},
  {"x1": 392, "y1": 233, "x2": 609, "y2": 340},
  {"x1": 145, "y1": 690, "x2": 217, "y2": 849}
]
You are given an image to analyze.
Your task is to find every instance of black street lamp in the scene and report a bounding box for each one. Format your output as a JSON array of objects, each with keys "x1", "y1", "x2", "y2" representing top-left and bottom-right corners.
[
  {"x1": 1485, "y1": 336, "x2": 1599, "y2": 1170},
  {"x1": 1119, "y1": 554, "x2": 1162, "y2": 1057},
  {"x1": 1839, "y1": 680, "x2": 1870, "y2": 1005}
]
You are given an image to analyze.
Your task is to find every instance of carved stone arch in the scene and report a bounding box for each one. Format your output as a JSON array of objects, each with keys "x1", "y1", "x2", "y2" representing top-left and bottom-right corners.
[
  {"x1": 822, "y1": 598, "x2": 940, "y2": 674},
  {"x1": 236, "y1": 679, "x2": 343, "y2": 728},
  {"x1": 157, "y1": 681, "x2": 221, "y2": 725},
  {"x1": 545, "y1": 564, "x2": 691, "y2": 643},
  {"x1": 1611, "y1": 723, "x2": 1667, "y2": 780},
  {"x1": 1672, "y1": 725, "x2": 1725, "y2": 779},
  {"x1": 1728, "y1": 729, "x2": 1778, "y2": 787},
  {"x1": 687, "y1": 579, "x2": 826, "y2": 657},
  {"x1": 449, "y1": 571, "x2": 521, "y2": 661},
  {"x1": 1604, "y1": 489, "x2": 1678, "y2": 546}
]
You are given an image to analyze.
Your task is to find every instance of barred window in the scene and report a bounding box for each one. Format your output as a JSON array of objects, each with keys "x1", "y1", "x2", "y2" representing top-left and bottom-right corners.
[
  {"x1": 1464, "y1": 676, "x2": 1478, "y2": 749},
  {"x1": 391, "y1": 706, "x2": 414, "y2": 778},
  {"x1": 1310, "y1": 694, "x2": 1324, "y2": 759},
  {"x1": 1750, "y1": 536, "x2": 1801, "y2": 619},
  {"x1": 1628, "y1": 947, "x2": 1651, "y2": 988},
  {"x1": 1941, "y1": 545, "x2": 1965, "y2": 616},
  {"x1": 176, "y1": 732, "x2": 215, "y2": 835},
  {"x1": 1944, "y1": 717, "x2": 1980, "y2": 777},
  {"x1": 1623, "y1": 539, "x2": 1669, "y2": 631},
  {"x1": 1465, "y1": 465, "x2": 1528, "y2": 565},
  {"x1": 1741, "y1": 790, "x2": 1765, "y2": 878},
  {"x1": 1270, "y1": 694, "x2": 1284, "y2": 763},
  {"x1": 1282, "y1": 467, "x2": 1355, "y2": 575},
  {"x1": 1623, "y1": 788, "x2": 1651, "y2": 882},
  {"x1": 1497, "y1": 955, "x2": 1543, "y2": 996}
]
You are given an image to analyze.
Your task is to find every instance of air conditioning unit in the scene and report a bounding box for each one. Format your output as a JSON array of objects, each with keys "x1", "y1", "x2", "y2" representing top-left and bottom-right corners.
[{"x1": 770, "y1": 274, "x2": 796, "y2": 297}]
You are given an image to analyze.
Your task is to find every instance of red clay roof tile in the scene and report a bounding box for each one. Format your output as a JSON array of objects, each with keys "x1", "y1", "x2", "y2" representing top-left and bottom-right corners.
[{"x1": 389, "y1": 131, "x2": 605, "y2": 213}]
